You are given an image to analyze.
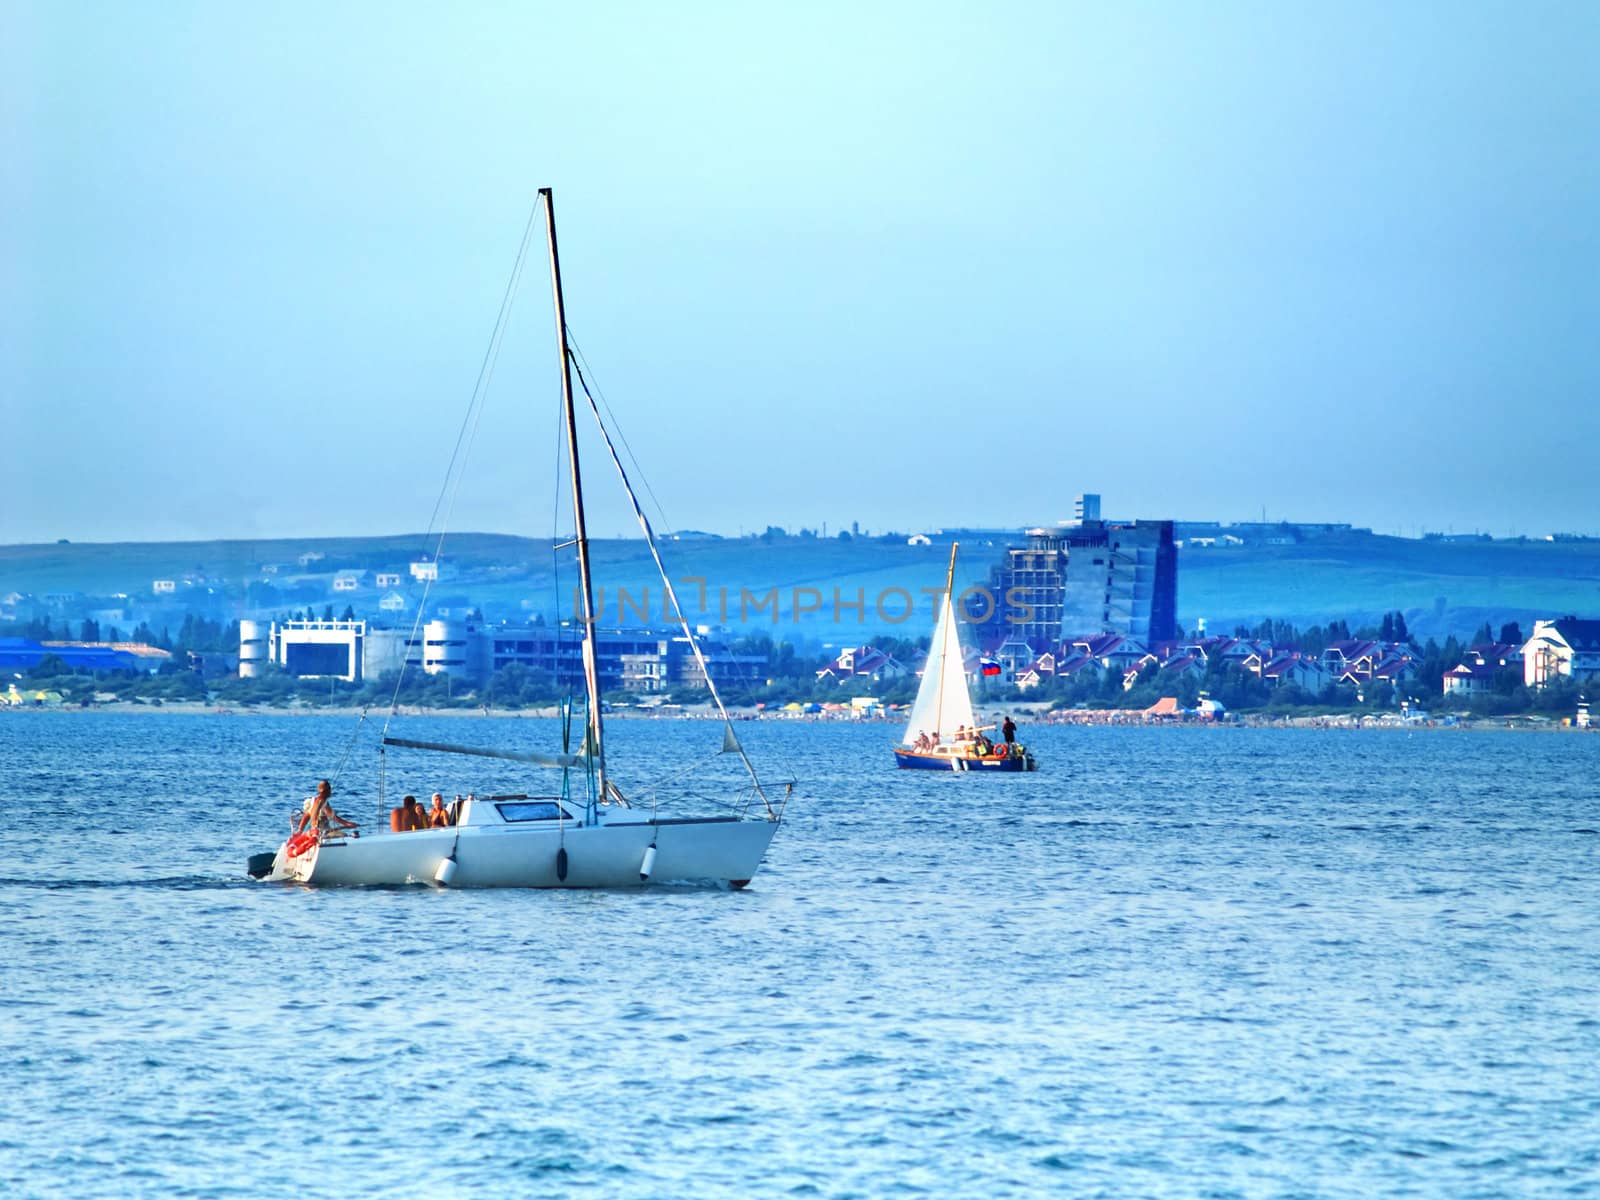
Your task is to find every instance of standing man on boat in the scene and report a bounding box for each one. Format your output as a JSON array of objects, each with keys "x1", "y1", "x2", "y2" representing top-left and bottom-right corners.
[{"x1": 1002, "y1": 715, "x2": 1017, "y2": 746}]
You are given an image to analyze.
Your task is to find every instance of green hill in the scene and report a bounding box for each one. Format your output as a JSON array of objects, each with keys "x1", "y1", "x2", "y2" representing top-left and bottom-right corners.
[{"x1": 4, "y1": 530, "x2": 1598, "y2": 643}]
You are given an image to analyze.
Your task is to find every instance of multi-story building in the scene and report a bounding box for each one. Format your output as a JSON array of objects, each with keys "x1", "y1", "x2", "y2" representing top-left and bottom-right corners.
[
  {"x1": 244, "y1": 618, "x2": 378, "y2": 682},
  {"x1": 979, "y1": 529, "x2": 1069, "y2": 648},
  {"x1": 972, "y1": 498, "x2": 1178, "y2": 651},
  {"x1": 243, "y1": 618, "x2": 760, "y2": 692},
  {"x1": 621, "y1": 637, "x2": 766, "y2": 694}
]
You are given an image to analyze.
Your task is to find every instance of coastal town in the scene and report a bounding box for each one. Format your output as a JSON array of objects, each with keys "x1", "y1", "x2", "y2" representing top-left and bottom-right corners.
[{"x1": 5, "y1": 498, "x2": 1596, "y2": 725}]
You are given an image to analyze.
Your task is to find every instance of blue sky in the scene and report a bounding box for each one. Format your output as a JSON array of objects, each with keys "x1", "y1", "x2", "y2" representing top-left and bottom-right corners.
[{"x1": 4, "y1": 1, "x2": 1596, "y2": 544}]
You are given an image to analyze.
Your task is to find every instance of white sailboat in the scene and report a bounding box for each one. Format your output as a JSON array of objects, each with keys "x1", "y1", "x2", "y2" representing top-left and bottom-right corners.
[
  {"x1": 252, "y1": 189, "x2": 784, "y2": 888},
  {"x1": 894, "y1": 544, "x2": 1036, "y2": 772}
]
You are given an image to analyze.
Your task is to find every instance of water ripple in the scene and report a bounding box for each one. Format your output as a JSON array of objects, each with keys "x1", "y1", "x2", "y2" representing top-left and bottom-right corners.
[{"x1": 3, "y1": 715, "x2": 1599, "y2": 1199}]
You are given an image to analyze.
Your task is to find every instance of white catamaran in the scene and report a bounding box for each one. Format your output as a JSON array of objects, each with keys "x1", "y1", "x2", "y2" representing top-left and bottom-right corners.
[
  {"x1": 251, "y1": 189, "x2": 785, "y2": 888},
  {"x1": 893, "y1": 544, "x2": 1037, "y2": 772}
]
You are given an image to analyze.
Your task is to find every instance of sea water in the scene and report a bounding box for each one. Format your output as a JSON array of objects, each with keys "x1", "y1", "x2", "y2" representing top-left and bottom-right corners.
[{"x1": 2, "y1": 713, "x2": 1598, "y2": 1199}]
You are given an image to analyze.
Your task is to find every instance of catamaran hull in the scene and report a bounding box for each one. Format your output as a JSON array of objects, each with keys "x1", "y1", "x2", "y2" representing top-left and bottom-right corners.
[
  {"x1": 893, "y1": 748, "x2": 1036, "y2": 772},
  {"x1": 262, "y1": 817, "x2": 779, "y2": 889}
]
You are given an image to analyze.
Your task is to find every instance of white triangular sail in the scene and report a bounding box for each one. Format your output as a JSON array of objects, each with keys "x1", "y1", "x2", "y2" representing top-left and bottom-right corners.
[{"x1": 902, "y1": 590, "x2": 976, "y2": 744}]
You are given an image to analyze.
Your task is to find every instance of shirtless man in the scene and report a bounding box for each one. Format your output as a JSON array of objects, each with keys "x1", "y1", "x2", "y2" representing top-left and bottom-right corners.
[
  {"x1": 390, "y1": 795, "x2": 415, "y2": 832},
  {"x1": 401, "y1": 794, "x2": 427, "y2": 831}
]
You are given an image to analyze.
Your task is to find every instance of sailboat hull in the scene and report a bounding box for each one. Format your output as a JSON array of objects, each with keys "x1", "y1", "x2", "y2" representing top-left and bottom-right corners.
[
  {"x1": 893, "y1": 748, "x2": 1035, "y2": 772},
  {"x1": 261, "y1": 816, "x2": 779, "y2": 889}
]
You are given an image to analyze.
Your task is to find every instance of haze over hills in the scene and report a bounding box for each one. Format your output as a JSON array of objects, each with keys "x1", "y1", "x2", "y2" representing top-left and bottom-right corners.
[{"x1": 4, "y1": 528, "x2": 1599, "y2": 644}]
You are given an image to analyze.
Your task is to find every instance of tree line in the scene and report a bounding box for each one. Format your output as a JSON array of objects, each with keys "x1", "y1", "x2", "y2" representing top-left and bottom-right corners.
[{"x1": 5, "y1": 610, "x2": 1584, "y2": 717}]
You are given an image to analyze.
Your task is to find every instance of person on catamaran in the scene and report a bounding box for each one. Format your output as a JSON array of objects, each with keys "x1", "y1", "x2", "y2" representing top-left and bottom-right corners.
[{"x1": 1002, "y1": 716, "x2": 1017, "y2": 745}]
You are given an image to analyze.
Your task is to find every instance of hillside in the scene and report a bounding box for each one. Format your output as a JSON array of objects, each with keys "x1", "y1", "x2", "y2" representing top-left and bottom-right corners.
[
  {"x1": 1178, "y1": 534, "x2": 1600, "y2": 637},
  {"x1": 3, "y1": 531, "x2": 1599, "y2": 643}
]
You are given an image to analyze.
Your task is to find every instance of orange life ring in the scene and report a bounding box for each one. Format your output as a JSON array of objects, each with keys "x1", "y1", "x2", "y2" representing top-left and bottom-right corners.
[
  {"x1": 286, "y1": 831, "x2": 319, "y2": 858},
  {"x1": 991, "y1": 745, "x2": 1007, "y2": 759}
]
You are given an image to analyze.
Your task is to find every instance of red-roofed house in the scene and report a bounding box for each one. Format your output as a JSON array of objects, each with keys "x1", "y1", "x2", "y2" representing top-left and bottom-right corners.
[
  {"x1": 1443, "y1": 662, "x2": 1498, "y2": 695},
  {"x1": 1322, "y1": 640, "x2": 1417, "y2": 683},
  {"x1": 816, "y1": 645, "x2": 906, "y2": 684},
  {"x1": 1367, "y1": 655, "x2": 1417, "y2": 685},
  {"x1": 1443, "y1": 643, "x2": 1522, "y2": 695},
  {"x1": 1183, "y1": 636, "x2": 1268, "y2": 675},
  {"x1": 1015, "y1": 650, "x2": 1057, "y2": 691},
  {"x1": 1261, "y1": 654, "x2": 1327, "y2": 692},
  {"x1": 1067, "y1": 633, "x2": 1149, "y2": 672},
  {"x1": 1465, "y1": 642, "x2": 1522, "y2": 669},
  {"x1": 990, "y1": 636, "x2": 1037, "y2": 678}
]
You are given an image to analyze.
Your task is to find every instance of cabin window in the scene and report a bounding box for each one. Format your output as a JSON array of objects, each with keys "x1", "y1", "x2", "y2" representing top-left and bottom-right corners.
[{"x1": 496, "y1": 801, "x2": 570, "y2": 822}]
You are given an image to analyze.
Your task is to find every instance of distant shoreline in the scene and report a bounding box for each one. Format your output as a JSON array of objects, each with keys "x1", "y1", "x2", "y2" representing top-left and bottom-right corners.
[{"x1": 2, "y1": 699, "x2": 1587, "y2": 733}]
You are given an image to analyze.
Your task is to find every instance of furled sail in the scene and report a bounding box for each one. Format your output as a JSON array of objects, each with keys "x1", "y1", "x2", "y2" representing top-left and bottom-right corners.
[
  {"x1": 382, "y1": 736, "x2": 585, "y2": 769},
  {"x1": 901, "y1": 590, "x2": 975, "y2": 744}
]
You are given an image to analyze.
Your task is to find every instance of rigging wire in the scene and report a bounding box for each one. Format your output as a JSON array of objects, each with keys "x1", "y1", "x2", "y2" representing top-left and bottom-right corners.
[
  {"x1": 565, "y1": 323, "x2": 800, "y2": 811},
  {"x1": 565, "y1": 331, "x2": 674, "y2": 534},
  {"x1": 421, "y1": 201, "x2": 543, "y2": 549},
  {"x1": 312, "y1": 191, "x2": 793, "y2": 825},
  {"x1": 379, "y1": 198, "x2": 542, "y2": 743},
  {"x1": 567, "y1": 345, "x2": 782, "y2": 819}
]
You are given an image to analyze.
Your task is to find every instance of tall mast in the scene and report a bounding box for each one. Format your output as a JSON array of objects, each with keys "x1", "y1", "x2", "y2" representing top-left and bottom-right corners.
[
  {"x1": 541, "y1": 187, "x2": 607, "y2": 803},
  {"x1": 935, "y1": 541, "x2": 958, "y2": 736}
]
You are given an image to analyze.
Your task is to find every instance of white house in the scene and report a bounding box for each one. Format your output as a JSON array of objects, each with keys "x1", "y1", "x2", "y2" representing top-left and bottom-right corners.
[
  {"x1": 152, "y1": 579, "x2": 177, "y2": 594},
  {"x1": 378, "y1": 591, "x2": 408, "y2": 613},
  {"x1": 410, "y1": 560, "x2": 439, "y2": 582},
  {"x1": 375, "y1": 572, "x2": 404, "y2": 588},
  {"x1": 1443, "y1": 663, "x2": 1497, "y2": 695},
  {"x1": 1443, "y1": 643, "x2": 1522, "y2": 695},
  {"x1": 1522, "y1": 618, "x2": 1600, "y2": 687}
]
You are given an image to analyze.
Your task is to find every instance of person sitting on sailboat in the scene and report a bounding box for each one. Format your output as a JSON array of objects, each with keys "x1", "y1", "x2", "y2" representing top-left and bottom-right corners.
[
  {"x1": 401, "y1": 795, "x2": 428, "y2": 831},
  {"x1": 428, "y1": 793, "x2": 452, "y2": 827},
  {"x1": 296, "y1": 780, "x2": 358, "y2": 837}
]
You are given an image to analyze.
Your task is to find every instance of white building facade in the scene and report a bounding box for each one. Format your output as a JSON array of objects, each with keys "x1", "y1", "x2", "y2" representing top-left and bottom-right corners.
[{"x1": 1522, "y1": 618, "x2": 1600, "y2": 687}]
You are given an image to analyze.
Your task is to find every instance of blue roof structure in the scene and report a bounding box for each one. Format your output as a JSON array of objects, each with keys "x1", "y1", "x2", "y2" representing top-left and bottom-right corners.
[{"x1": 0, "y1": 637, "x2": 150, "y2": 674}]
